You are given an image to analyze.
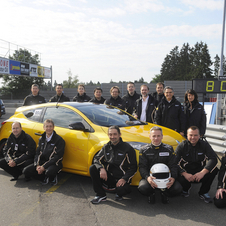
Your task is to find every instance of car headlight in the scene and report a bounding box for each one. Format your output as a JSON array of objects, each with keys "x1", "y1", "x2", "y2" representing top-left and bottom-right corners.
[
  {"x1": 127, "y1": 142, "x2": 148, "y2": 151},
  {"x1": 176, "y1": 140, "x2": 180, "y2": 145}
]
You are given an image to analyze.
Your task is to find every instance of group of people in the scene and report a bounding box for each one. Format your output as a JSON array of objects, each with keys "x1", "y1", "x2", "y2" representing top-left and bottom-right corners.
[
  {"x1": 89, "y1": 125, "x2": 226, "y2": 209},
  {"x1": 0, "y1": 119, "x2": 65, "y2": 186},
  {"x1": 0, "y1": 82, "x2": 225, "y2": 209},
  {"x1": 23, "y1": 82, "x2": 206, "y2": 137}
]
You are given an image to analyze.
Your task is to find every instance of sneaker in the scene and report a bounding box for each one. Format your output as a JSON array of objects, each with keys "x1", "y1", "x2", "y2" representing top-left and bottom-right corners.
[
  {"x1": 115, "y1": 194, "x2": 123, "y2": 201},
  {"x1": 148, "y1": 193, "x2": 156, "y2": 204},
  {"x1": 181, "y1": 190, "x2": 189, "y2": 198},
  {"x1": 199, "y1": 193, "x2": 213, "y2": 203},
  {"x1": 10, "y1": 176, "x2": 19, "y2": 181},
  {"x1": 42, "y1": 177, "x2": 49, "y2": 185},
  {"x1": 91, "y1": 196, "x2": 107, "y2": 204},
  {"x1": 50, "y1": 175, "x2": 58, "y2": 186},
  {"x1": 161, "y1": 192, "x2": 169, "y2": 204}
]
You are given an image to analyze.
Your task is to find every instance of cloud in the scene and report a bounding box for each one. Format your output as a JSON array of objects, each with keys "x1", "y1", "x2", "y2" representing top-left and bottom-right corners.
[{"x1": 181, "y1": 0, "x2": 223, "y2": 10}]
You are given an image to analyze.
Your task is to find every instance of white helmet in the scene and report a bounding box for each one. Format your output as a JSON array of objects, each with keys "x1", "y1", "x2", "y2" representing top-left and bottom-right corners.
[{"x1": 150, "y1": 163, "x2": 171, "y2": 189}]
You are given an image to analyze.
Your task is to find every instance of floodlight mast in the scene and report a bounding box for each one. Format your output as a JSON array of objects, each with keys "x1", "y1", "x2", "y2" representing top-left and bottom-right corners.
[{"x1": 217, "y1": 0, "x2": 226, "y2": 125}]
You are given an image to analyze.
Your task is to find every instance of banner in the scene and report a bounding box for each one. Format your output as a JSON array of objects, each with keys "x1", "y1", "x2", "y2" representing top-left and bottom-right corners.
[
  {"x1": 10, "y1": 60, "x2": 21, "y2": 75},
  {"x1": 43, "y1": 67, "x2": 51, "y2": 78},
  {"x1": 30, "y1": 64, "x2": 38, "y2": 77},
  {"x1": 0, "y1": 57, "x2": 9, "y2": 74},
  {"x1": 37, "y1": 66, "x2": 44, "y2": 77},
  {"x1": 0, "y1": 57, "x2": 51, "y2": 78},
  {"x1": 21, "y1": 62, "x2": 30, "y2": 76}
]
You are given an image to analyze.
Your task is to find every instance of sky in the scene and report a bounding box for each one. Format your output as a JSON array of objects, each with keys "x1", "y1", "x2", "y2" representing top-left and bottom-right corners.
[{"x1": 0, "y1": 0, "x2": 225, "y2": 85}]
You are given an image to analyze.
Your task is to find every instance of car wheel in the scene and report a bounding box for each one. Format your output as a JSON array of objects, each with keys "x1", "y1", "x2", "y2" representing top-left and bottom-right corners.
[{"x1": 0, "y1": 140, "x2": 6, "y2": 159}]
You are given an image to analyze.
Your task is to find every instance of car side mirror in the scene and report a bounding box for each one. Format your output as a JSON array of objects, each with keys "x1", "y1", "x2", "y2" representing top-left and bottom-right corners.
[{"x1": 69, "y1": 122, "x2": 87, "y2": 131}]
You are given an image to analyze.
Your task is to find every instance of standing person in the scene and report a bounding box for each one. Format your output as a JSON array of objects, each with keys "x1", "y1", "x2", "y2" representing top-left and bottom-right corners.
[
  {"x1": 183, "y1": 89, "x2": 206, "y2": 137},
  {"x1": 138, "y1": 126, "x2": 182, "y2": 204},
  {"x1": 23, "y1": 119, "x2": 65, "y2": 185},
  {"x1": 214, "y1": 153, "x2": 226, "y2": 208},
  {"x1": 175, "y1": 126, "x2": 218, "y2": 203},
  {"x1": 49, "y1": 84, "x2": 70, "y2": 102},
  {"x1": 89, "y1": 126, "x2": 137, "y2": 204},
  {"x1": 104, "y1": 86, "x2": 126, "y2": 110},
  {"x1": 152, "y1": 82, "x2": 164, "y2": 103},
  {"x1": 134, "y1": 84, "x2": 158, "y2": 123},
  {"x1": 23, "y1": 84, "x2": 46, "y2": 106},
  {"x1": 122, "y1": 82, "x2": 140, "y2": 115},
  {"x1": 154, "y1": 86, "x2": 185, "y2": 136},
  {"x1": 72, "y1": 84, "x2": 91, "y2": 102},
  {"x1": 0, "y1": 122, "x2": 36, "y2": 181},
  {"x1": 89, "y1": 87, "x2": 106, "y2": 104}
]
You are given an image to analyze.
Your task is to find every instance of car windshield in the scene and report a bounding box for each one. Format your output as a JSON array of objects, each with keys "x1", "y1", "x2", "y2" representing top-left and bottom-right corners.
[{"x1": 76, "y1": 104, "x2": 146, "y2": 127}]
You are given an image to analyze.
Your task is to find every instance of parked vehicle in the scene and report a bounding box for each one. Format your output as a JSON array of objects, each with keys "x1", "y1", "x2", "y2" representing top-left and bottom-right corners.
[{"x1": 0, "y1": 102, "x2": 185, "y2": 185}]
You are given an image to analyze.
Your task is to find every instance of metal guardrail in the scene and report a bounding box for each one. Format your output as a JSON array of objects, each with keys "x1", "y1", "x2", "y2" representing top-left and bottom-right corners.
[{"x1": 205, "y1": 124, "x2": 226, "y2": 154}]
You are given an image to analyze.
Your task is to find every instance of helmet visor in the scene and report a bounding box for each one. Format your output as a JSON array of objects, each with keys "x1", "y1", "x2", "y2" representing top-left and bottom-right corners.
[{"x1": 152, "y1": 172, "x2": 170, "y2": 179}]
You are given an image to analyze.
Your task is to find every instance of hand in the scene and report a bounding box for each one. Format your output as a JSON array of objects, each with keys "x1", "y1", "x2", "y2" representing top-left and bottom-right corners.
[
  {"x1": 8, "y1": 160, "x2": 16, "y2": 167},
  {"x1": 99, "y1": 168, "x2": 107, "y2": 181},
  {"x1": 215, "y1": 188, "x2": 226, "y2": 199},
  {"x1": 116, "y1": 178, "x2": 126, "y2": 187},
  {"x1": 194, "y1": 169, "x2": 208, "y2": 182},
  {"x1": 166, "y1": 177, "x2": 175, "y2": 189},
  {"x1": 147, "y1": 176, "x2": 158, "y2": 189},
  {"x1": 134, "y1": 114, "x2": 138, "y2": 119},
  {"x1": 36, "y1": 166, "x2": 45, "y2": 174},
  {"x1": 182, "y1": 172, "x2": 195, "y2": 182},
  {"x1": 180, "y1": 132, "x2": 184, "y2": 136}
]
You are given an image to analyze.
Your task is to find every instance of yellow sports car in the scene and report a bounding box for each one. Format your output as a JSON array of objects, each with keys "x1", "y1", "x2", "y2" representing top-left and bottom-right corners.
[{"x1": 0, "y1": 102, "x2": 185, "y2": 185}]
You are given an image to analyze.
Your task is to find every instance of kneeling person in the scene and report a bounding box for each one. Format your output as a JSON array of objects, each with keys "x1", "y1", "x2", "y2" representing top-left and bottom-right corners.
[
  {"x1": 89, "y1": 126, "x2": 137, "y2": 204},
  {"x1": 23, "y1": 119, "x2": 65, "y2": 185},
  {"x1": 175, "y1": 126, "x2": 218, "y2": 203},
  {"x1": 138, "y1": 126, "x2": 182, "y2": 204},
  {"x1": 0, "y1": 122, "x2": 36, "y2": 181},
  {"x1": 214, "y1": 153, "x2": 226, "y2": 208}
]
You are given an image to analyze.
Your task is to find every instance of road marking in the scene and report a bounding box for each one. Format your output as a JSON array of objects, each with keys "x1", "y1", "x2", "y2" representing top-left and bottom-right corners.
[
  {"x1": 9, "y1": 174, "x2": 72, "y2": 226},
  {"x1": 45, "y1": 174, "x2": 72, "y2": 194}
]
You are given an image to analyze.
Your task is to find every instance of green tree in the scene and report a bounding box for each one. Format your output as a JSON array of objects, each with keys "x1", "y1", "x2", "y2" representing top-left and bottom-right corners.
[
  {"x1": 160, "y1": 42, "x2": 213, "y2": 81},
  {"x1": 189, "y1": 42, "x2": 212, "y2": 79},
  {"x1": 62, "y1": 69, "x2": 79, "y2": 88},
  {"x1": 151, "y1": 74, "x2": 163, "y2": 83},
  {"x1": 213, "y1": 54, "x2": 220, "y2": 78},
  {"x1": 1, "y1": 48, "x2": 44, "y2": 96},
  {"x1": 160, "y1": 46, "x2": 180, "y2": 80}
]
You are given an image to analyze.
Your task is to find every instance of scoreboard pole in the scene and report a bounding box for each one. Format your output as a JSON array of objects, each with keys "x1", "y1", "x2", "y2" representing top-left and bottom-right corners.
[{"x1": 217, "y1": 0, "x2": 226, "y2": 124}]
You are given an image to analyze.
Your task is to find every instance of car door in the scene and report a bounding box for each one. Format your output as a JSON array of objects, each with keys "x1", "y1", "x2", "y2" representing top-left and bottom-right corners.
[{"x1": 32, "y1": 106, "x2": 90, "y2": 173}]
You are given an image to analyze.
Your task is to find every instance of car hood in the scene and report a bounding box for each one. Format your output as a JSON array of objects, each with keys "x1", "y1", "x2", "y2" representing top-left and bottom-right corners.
[{"x1": 101, "y1": 124, "x2": 185, "y2": 150}]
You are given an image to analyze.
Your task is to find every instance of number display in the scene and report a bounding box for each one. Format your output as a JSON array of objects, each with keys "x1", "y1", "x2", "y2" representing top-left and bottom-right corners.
[
  {"x1": 193, "y1": 79, "x2": 226, "y2": 93},
  {"x1": 206, "y1": 81, "x2": 214, "y2": 92}
]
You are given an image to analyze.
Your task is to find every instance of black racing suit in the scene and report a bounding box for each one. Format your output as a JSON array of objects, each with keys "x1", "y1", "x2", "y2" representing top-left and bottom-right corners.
[
  {"x1": 183, "y1": 100, "x2": 206, "y2": 136},
  {"x1": 214, "y1": 154, "x2": 226, "y2": 208},
  {"x1": 122, "y1": 91, "x2": 140, "y2": 115},
  {"x1": 138, "y1": 143, "x2": 182, "y2": 196},
  {"x1": 135, "y1": 94, "x2": 158, "y2": 123},
  {"x1": 104, "y1": 96, "x2": 126, "y2": 110},
  {"x1": 154, "y1": 96, "x2": 186, "y2": 133},
  {"x1": 89, "y1": 96, "x2": 106, "y2": 104},
  {"x1": 23, "y1": 131, "x2": 65, "y2": 180},
  {"x1": 152, "y1": 92, "x2": 164, "y2": 103},
  {"x1": 72, "y1": 93, "x2": 91, "y2": 102},
  {"x1": 0, "y1": 130, "x2": 36, "y2": 179},
  {"x1": 89, "y1": 138, "x2": 137, "y2": 197},
  {"x1": 23, "y1": 94, "x2": 46, "y2": 106},
  {"x1": 175, "y1": 139, "x2": 218, "y2": 195},
  {"x1": 49, "y1": 93, "x2": 70, "y2": 102}
]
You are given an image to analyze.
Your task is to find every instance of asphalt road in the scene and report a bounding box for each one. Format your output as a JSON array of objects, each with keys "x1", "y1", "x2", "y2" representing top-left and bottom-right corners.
[{"x1": 0, "y1": 107, "x2": 225, "y2": 226}]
